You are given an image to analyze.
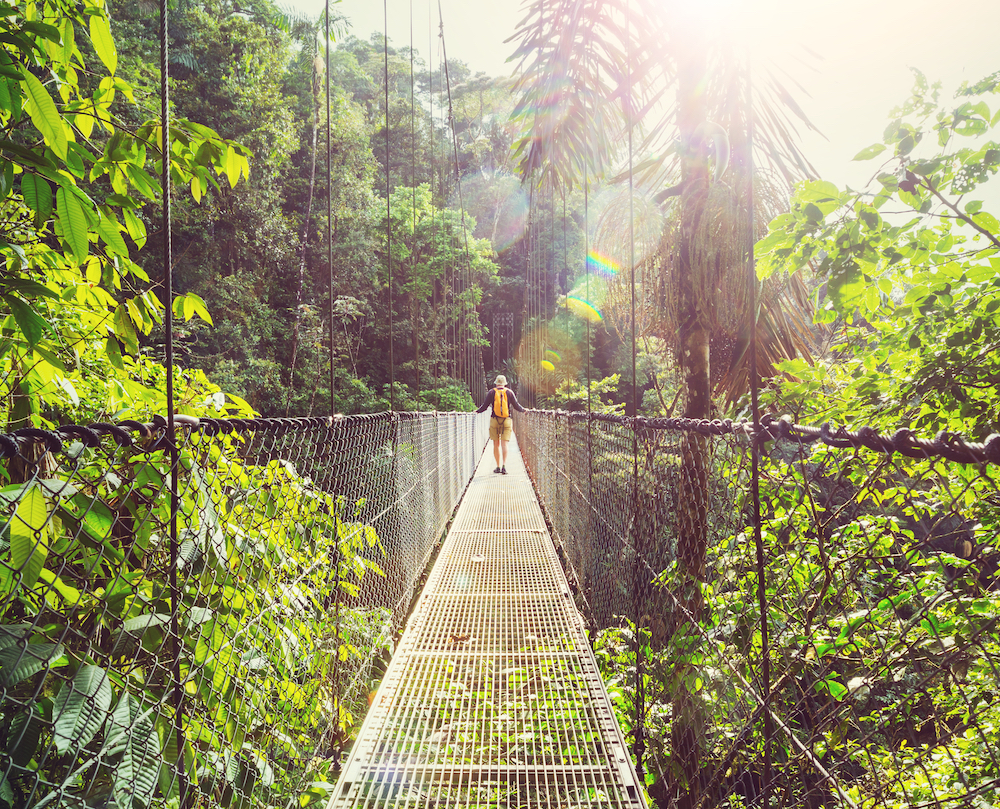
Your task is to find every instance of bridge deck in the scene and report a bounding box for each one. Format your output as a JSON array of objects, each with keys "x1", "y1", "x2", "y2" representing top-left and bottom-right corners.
[{"x1": 329, "y1": 439, "x2": 645, "y2": 808}]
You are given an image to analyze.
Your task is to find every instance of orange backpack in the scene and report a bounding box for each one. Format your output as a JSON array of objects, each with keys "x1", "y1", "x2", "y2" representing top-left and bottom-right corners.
[{"x1": 492, "y1": 388, "x2": 509, "y2": 419}]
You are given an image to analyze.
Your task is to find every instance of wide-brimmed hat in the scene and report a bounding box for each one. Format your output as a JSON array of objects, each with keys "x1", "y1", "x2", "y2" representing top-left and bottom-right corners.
[{"x1": 494, "y1": 375, "x2": 507, "y2": 387}]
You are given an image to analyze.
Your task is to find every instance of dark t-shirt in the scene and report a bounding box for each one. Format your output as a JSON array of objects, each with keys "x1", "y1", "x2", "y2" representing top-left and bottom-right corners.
[{"x1": 476, "y1": 387, "x2": 525, "y2": 416}]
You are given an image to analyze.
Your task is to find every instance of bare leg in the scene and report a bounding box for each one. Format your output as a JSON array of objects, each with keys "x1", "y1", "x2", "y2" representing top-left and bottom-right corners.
[
  {"x1": 501, "y1": 440, "x2": 509, "y2": 467},
  {"x1": 493, "y1": 439, "x2": 501, "y2": 467}
]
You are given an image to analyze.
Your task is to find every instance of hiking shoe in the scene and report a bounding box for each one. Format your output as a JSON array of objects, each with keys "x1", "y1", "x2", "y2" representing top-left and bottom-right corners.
[
  {"x1": 494, "y1": 466, "x2": 501, "y2": 474},
  {"x1": 501, "y1": 467, "x2": 507, "y2": 475}
]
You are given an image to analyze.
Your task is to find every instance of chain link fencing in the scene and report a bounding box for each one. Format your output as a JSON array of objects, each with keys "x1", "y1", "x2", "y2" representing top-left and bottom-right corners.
[
  {"x1": 518, "y1": 410, "x2": 1000, "y2": 809},
  {"x1": 0, "y1": 411, "x2": 488, "y2": 809}
]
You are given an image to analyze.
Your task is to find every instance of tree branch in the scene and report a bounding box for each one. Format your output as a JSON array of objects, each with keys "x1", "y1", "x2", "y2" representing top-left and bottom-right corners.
[{"x1": 916, "y1": 173, "x2": 1000, "y2": 250}]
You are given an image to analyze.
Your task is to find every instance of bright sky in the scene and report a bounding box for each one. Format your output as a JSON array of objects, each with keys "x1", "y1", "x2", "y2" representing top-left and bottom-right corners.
[{"x1": 293, "y1": 0, "x2": 1000, "y2": 192}]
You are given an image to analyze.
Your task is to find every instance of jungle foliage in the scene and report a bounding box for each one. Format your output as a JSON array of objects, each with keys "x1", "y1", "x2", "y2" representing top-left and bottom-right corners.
[{"x1": 4, "y1": 0, "x2": 1000, "y2": 808}]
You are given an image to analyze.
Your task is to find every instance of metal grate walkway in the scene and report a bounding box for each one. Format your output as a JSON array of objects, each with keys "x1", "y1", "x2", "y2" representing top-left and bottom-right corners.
[{"x1": 329, "y1": 438, "x2": 646, "y2": 809}]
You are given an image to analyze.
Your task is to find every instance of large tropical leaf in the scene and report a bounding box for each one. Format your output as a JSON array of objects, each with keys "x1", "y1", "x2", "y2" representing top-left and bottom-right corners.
[
  {"x1": 111, "y1": 613, "x2": 172, "y2": 658},
  {"x1": 19, "y1": 66, "x2": 68, "y2": 160},
  {"x1": 7, "y1": 484, "x2": 50, "y2": 589},
  {"x1": 6, "y1": 703, "x2": 43, "y2": 767},
  {"x1": 52, "y1": 665, "x2": 112, "y2": 754},
  {"x1": 110, "y1": 695, "x2": 160, "y2": 809},
  {"x1": 0, "y1": 642, "x2": 64, "y2": 687}
]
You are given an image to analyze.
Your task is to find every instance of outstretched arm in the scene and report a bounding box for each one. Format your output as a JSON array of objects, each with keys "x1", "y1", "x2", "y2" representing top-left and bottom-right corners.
[
  {"x1": 476, "y1": 390, "x2": 494, "y2": 413},
  {"x1": 508, "y1": 390, "x2": 527, "y2": 412}
]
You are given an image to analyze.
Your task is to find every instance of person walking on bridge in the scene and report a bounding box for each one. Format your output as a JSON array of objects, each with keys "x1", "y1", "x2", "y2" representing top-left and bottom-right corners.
[{"x1": 476, "y1": 375, "x2": 525, "y2": 475}]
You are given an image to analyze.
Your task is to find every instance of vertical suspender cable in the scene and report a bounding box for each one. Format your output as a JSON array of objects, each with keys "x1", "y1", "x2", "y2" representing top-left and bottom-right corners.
[
  {"x1": 747, "y1": 57, "x2": 771, "y2": 809},
  {"x1": 549, "y1": 181, "x2": 554, "y2": 379},
  {"x1": 323, "y1": 11, "x2": 336, "y2": 414},
  {"x1": 410, "y1": 0, "x2": 419, "y2": 396},
  {"x1": 384, "y1": 0, "x2": 395, "y2": 411},
  {"x1": 439, "y1": 3, "x2": 475, "y2": 397},
  {"x1": 158, "y1": 0, "x2": 186, "y2": 803},
  {"x1": 522, "y1": 187, "x2": 533, "y2": 407},
  {"x1": 324, "y1": 0, "x2": 344, "y2": 774},
  {"x1": 327, "y1": 3, "x2": 335, "y2": 415},
  {"x1": 563, "y1": 187, "x2": 568, "y2": 322},
  {"x1": 625, "y1": 0, "x2": 645, "y2": 778}
]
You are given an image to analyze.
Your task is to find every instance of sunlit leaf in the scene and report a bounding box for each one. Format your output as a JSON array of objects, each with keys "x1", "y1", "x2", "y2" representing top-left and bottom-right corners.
[
  {"x1": 852, "y1": 143, "x2": 886, "y2": 161},
  {"x1": 56, "y1": 186, "x2": 89, "y2": 263},
  {"x1": 89, "y1": 14, "x2": 117, "y2": 75},
  {"x1": 8, "y1": 484, "x2": 50, "y2": 588},
  {"x1": 20, "y1": 66, "x2": 67, "y2": 160},
  {"x1": 20, "y1": 173, "x2": 52, "y2": 227}
]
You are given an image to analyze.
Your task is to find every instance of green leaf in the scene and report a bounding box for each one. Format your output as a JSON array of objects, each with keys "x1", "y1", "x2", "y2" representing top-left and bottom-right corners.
[
  {"x1": 56, "y1": 185, "x2": 89, "y2": 263},
  {"x1": 2, "y1": 277, "x2": 59, "y2": 302},
  {"x1": 6, "y1": 703, "x2": 43, "y2": 767},
  {"x1": 224, "y1": 144, "x2": 240, "y2": 188},
  {"x1": 175, "y1": 292, "x2": 213, "y2": 325},
  {"x1": 107, "y1": 693, "x2": 139, "y2": 747},
  {"x1": 973, "y1": 211, "x2": 1000, "y2": 234},
  {"x1": 3, "y1": 294, "x2": 50, "y2": 346},
  {"x1": 0, "y1": 642, "x2": 64, "y2": 687},
  {"x1": 123, "y1": 208, "x2": 147, "y2": 249},
  {"x1": 852, "y1": 143, "x2": 886, "y2": 161},
  {"x1": 112, "y1": 613, "x2": 172, "y2": 658},
  {"x1": 113, "y1": 721, "x2": 160, "y2": 809},
  {"x1": 155, "y1": 716, "x2": 180, "y2": 801},
  {"x1": 109, "y1": 695, "x2": 160, "y2": 809},
  {"x1": 8, "y1": 484, "x2": 50, "y2": 588},
  {"x1": 816, "y1": 677, "x2": 848, "y2": 701},
  {"x1": 864, "y1": 285, "x2": 880, "y2": 313},
  {"x1": 89, "y1": 14, "x2": 117, "y2": 75},
  {"x1": 37, "y1": 568, "x2": 81, "y2": 605},
  {"x1": 19, "y1": 66, "x2": 67, "y2": 160},
  {"x1": 52, "y1": 665, "x2": 112, "y2": 753},
  {"x1": 113, "y1": 304, "x2": 139, "y2": 354},
  {"x1": 97, "y1": 211, "x2": 128, "y2": 257},
  {"x1": 21, "y1": 21, "x2": 60, "y2": 44},
  {"x1": 0, "y1": 624, "x2": 33, "y2": 651},
  {"x1": 105, "y1": 334, "x2": 124, "y2": 370}
]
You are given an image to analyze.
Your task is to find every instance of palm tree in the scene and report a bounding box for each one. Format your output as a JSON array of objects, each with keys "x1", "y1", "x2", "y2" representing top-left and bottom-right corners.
[{"x1": 508, "y1": 1, "x2": 818, "y2": 803}]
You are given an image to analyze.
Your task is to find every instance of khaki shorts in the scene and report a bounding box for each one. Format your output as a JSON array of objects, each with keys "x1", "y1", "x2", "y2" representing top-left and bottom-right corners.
[{"x1": 489, "y1": 416, "x2": 513, "y2": 442}]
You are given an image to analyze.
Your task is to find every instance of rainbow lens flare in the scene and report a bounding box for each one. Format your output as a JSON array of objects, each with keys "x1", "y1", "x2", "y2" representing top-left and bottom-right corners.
[
  {"x1": 544, "y1": 349, "x2": 562, "y2": 364},
  {"x1": 566, "y1": 296, "x2": 604, "y2": 323},
  {"x1": 540, "y1": 360, "x2": 556, "y2": 371},
  {"x1": 586, "y1": 250, "x2": 619, "y2": 277}
]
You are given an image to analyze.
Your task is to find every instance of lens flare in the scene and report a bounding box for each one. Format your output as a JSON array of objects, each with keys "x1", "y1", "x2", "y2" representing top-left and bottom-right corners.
[
  {"x1": 455, "y1": 173, "x2": 529, "y2": 253},
  {"x1": 586, "y1": 250, "x2": 620, "y2": 277},
  {"x1": 544, "y1": 349, "x2": 561, "y2": 364},
  {"x1": 565, "y1": 296, "x2": 604, "y2": 323},
  {"x1": 540, "y1": 360, "x2": 556, "y2": 371}
]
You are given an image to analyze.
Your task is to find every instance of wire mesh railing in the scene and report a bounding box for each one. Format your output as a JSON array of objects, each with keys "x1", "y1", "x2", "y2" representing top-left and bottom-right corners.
[
  {"x1": 518, "y1": 409, "x2": 1000, "y2": 809},
  {"x1": 0, "y1": 411, "x2": 488, "y2": 809}
]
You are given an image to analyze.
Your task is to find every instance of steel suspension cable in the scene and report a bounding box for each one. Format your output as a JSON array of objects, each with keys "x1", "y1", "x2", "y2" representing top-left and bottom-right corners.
[
  {"x1": 410, "y1": 0, "x2": 418, "y2": 395},
  {"x1": 438, "y1": 2, "x2": 477, "y2": 396},
  {"x1": 624, "y1": 0, "x2": 645, "y2": 778},
  {"x1": 157, "y1": 0, "x2": 186, "y2": 802},
  {"x1": 563, "y1": 186, "x2": 568, "y2": 323},
  {"x1": 523, "y1": 186, "x2": 534, "y2": 406},
  {"x1": 384, "y1": 0, "x2": 395, "y2": 411},
  {"x1": 325, "y1": 0, "x2": 344, "y2": 774},
  {"x1": 746, "y1": 57, "x2": 772, "y2": 809},
  {"x1": 326, "y1": 3, "x2": 335, "y2": 414}
]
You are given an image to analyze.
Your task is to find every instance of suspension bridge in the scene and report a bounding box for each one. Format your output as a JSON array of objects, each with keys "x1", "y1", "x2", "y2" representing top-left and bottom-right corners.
[
  {"x1": 2, "y1": 0, "x2": 999, "y2": 805},
  {"x1": 331, "y1": 439, "x2": 643, "y2": 809},
  {"x1": 1, "y1": 409, "x2": 997, "y2": 809}
]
